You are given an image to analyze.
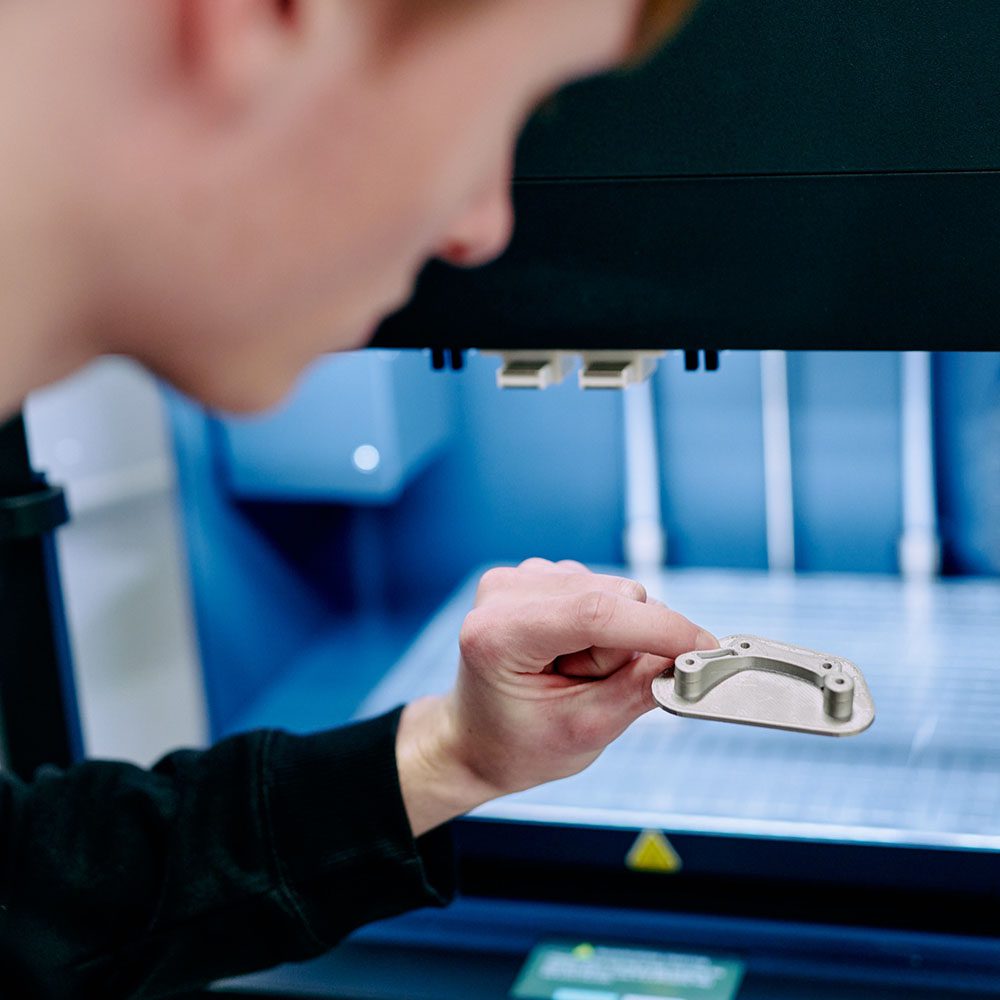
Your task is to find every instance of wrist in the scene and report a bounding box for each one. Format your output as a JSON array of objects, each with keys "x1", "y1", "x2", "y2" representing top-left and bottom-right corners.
[{"x1": 396, "y1": 695, "x2": 499, "y2": 838}]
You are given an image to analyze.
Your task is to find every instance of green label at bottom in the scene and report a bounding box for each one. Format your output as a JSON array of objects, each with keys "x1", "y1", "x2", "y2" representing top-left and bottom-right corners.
[{"x1": 511, "y1": 941, "x2": 744, "y2": 1000}]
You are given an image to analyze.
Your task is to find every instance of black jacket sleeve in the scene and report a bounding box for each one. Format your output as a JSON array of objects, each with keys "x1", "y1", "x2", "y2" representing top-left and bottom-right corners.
[{"x1": 0, "y1": 707, "x2": 454, "y2": 1000}]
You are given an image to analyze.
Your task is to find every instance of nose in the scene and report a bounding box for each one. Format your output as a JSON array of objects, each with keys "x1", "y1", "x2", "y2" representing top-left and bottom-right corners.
[{"x1": 435, "y1": 183, "x2": 514, "y2": 269}]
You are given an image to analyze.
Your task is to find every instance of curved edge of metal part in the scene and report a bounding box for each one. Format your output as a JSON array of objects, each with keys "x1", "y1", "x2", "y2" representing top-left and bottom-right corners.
[
  {"x1": 652, "y1": 634, "x2": 876, "y2": 737},
  {"x1": 673, "y1": 649, "x2": 855, "y2": 721}
]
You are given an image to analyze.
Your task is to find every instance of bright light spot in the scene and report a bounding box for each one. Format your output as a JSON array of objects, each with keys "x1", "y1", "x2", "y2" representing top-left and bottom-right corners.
[{"x1": 352, "y1": 444, "x2": 381, "y2": 474}]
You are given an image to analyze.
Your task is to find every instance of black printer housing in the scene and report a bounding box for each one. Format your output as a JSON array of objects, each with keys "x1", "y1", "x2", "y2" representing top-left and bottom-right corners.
[{"x1": 374, "y1": 0, "x2": 1000, "y2": 353}]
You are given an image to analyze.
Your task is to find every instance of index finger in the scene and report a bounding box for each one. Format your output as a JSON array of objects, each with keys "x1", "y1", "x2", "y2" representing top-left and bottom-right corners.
[{"x1": 472, "y1": 591, "x2": 718, "y2": 672}]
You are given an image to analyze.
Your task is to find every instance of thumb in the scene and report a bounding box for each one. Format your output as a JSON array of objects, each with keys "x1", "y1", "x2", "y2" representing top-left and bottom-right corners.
[{"x1": 581, "y1": 652, "x2": 674, "y2": 739}]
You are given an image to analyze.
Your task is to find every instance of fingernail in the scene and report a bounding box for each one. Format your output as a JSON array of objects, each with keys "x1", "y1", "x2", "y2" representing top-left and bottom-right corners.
[{"x1": 695, "y1": 629, "x2": 720, "y2": 651}]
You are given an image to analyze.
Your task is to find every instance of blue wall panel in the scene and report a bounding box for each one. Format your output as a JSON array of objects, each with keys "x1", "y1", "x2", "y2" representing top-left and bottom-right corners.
[
  {"x1": 218, "y1": 352, "x2": 453, "y2": 503},
  {"x1": 168, "y1": 395, "x2": 335, "y2": 728},
  {"x1": 934, "y1": 353, "x2": 1000, "y2": 575},
  {"x1": 371, "y1": 354, "x2": 627, "y2": 604},
  {"x1": 657, "y1": 351, "x2": 769, "y2": 569},
  {"x1": 789, "y1": 352, "x2": 902, "y2": 573}
]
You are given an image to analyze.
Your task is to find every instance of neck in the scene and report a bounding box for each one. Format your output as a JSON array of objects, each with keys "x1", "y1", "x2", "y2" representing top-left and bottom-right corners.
[
  {"x1": 0, "y1": 240, "x2": 97, "y2": 421},
  {"x1": 0, "y1": 8, "x2": 97, "y2": 420},
  {"x1": 0, "y1": 207, "x2": 96, "y2": 423}
]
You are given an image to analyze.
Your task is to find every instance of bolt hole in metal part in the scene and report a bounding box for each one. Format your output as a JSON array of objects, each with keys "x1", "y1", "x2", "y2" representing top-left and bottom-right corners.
[{"x1": 653, "y1": 635, "x2": 875, "y2": 737}]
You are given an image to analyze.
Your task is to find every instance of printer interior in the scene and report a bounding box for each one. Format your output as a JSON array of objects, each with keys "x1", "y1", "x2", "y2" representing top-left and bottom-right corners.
[{"x1": 136, "y1": 0, "x2": 1000, "y2": 994}]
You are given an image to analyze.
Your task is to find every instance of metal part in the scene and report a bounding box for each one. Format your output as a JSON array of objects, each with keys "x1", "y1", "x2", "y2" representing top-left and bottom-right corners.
[
  {"x1": 494, "y1": 352, "x2": 573, "y2": 389},
  {"x1": 491, "y1": 350, "x2": 665, "y2": 389},
  {"x1": 652, "y1": 634, "x2": 875, "y2": 737},
  {"x1": 578, "y1": 352, "x2": 662, "y2": 389}
]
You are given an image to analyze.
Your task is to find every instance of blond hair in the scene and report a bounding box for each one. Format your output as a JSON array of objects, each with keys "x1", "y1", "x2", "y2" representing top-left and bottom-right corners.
[{"x1": 630, "y1": 0, "x2": 695, "y2": 62}]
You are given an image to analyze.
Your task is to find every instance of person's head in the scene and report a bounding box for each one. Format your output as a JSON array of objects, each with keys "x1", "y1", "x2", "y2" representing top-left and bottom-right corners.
[{"x1": 4, "y1": 0, "x2": 693, "y2": 411}]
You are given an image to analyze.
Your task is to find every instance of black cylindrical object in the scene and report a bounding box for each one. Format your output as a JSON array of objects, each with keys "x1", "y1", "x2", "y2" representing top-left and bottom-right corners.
[{"x1": 0, "y1": 414, "x2": 80, "y2": 779}]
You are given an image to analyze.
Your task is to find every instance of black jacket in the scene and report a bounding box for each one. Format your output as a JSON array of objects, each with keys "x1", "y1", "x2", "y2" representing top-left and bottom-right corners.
[{"x1": 0, "y1": 707, "x2": 454, "y2": 998}]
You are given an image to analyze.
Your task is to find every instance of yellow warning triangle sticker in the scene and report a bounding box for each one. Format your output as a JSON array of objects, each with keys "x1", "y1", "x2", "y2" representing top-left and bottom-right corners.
[{"x1": 626, "y1": 829, "x2": 683, "y2": 874}]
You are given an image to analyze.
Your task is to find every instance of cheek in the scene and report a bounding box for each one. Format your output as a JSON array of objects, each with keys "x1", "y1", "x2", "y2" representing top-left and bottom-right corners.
[
  {"x1": 275, "y1": 146, "x2": 434, "y2": 317},
  {"x1": 341, "y1": 59, "x2": 525, "y2": 261},
  {"x1": 191, "y1": 71, "x2": 523, "y2": 354}
]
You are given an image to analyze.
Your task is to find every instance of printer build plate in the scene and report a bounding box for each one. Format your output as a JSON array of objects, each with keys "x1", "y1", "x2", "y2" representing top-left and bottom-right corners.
[{"x1": 361, "y1": 568, "x2": 1000, "y2": 851}]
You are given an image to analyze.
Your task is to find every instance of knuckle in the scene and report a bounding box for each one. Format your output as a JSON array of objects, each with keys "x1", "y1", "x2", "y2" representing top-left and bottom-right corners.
[
  {"x1": 478, "y1": 566, "x2": 514, "y2": 595},
  {"x1": 615, "y1": 577, "x2": 647, "y2": 603},
  {"x1": 458, "y1": 609, "x2": 494, "y2": 662},
  {"x1": 518, "y1": 557, "x2": 552, "y2": 572},
  {"x1": 575, "y1": 590, "x2": 618, "y2": 632}
]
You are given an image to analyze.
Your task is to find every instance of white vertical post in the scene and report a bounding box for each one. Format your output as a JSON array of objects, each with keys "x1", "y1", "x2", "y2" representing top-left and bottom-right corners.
[
  {"x1": 623, "y1": 379, "x2": 666, "y2": 576},
  {"x1": 760, "y1": 351, "x2": 796, "y2": 574},
  {"x1": 899, "y1": 351, "x2": 941, "y2": 579}
]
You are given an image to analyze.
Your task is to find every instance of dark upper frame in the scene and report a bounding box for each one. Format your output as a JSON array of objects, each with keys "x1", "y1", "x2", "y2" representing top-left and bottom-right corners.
[{"x1": 374, "y1": 0, "x2": 1000, "y2": 354}]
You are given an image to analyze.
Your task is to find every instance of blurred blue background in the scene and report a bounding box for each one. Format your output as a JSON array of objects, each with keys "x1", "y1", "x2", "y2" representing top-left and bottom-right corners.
[{"x1": 166, "y1": 350, "x2": 1000, "y2": 742}]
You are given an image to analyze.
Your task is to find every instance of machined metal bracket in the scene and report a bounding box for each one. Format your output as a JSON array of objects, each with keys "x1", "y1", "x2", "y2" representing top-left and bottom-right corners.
[
  {"x1": 492, "y1": 352, "x2": 574, "y2": 389},
  {"x1": 488, "y1": 351, "x2": 665, "y2": 389},
  {"x1": 652, "y1": 635, "x2": 876, "y2": 737},
  {"x1": 578, "y1": 352, "x2": 664, "y2": 389}
]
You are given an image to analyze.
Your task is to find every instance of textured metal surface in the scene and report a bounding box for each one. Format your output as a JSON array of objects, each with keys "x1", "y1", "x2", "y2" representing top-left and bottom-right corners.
[
  {"x1": 359, "y1": 569, "x2": 1000, "y2": 849},
  {"x1": 652, "y1": 634, "x2": 875, "y2": 737}
]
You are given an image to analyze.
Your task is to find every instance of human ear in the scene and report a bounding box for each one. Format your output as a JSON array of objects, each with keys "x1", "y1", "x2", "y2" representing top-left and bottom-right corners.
[{"x1": 174, "y1": 0, "x2": 300, "y2": 106}]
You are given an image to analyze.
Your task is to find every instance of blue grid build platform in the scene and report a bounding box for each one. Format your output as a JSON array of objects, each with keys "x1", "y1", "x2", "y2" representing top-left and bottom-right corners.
[{"x1": 360, "y1": 569, "x2": 1000, "y2": 851}]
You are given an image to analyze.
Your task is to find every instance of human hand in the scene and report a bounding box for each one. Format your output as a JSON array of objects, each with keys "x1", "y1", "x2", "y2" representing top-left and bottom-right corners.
[{"x1": 397, "y1": 559, "x2": 717, "y2": 836}]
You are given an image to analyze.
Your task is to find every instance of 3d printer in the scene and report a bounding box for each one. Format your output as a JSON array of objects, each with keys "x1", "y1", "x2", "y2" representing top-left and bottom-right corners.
[{"x1": 4, "y1": 1, "x2": 1000, "y2": 998}]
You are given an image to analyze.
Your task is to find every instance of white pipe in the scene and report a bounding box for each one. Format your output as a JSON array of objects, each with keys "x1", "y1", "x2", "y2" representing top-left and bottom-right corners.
[
  {"x1": 899, "y1": 351, "x2": 941, "y2": 579},
  {"x1": 760, "y1": 351, "x2": 796, "y2": 573},
  {"x1": 623, "y1": 379, "x2": 666, "y2": 575}
]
